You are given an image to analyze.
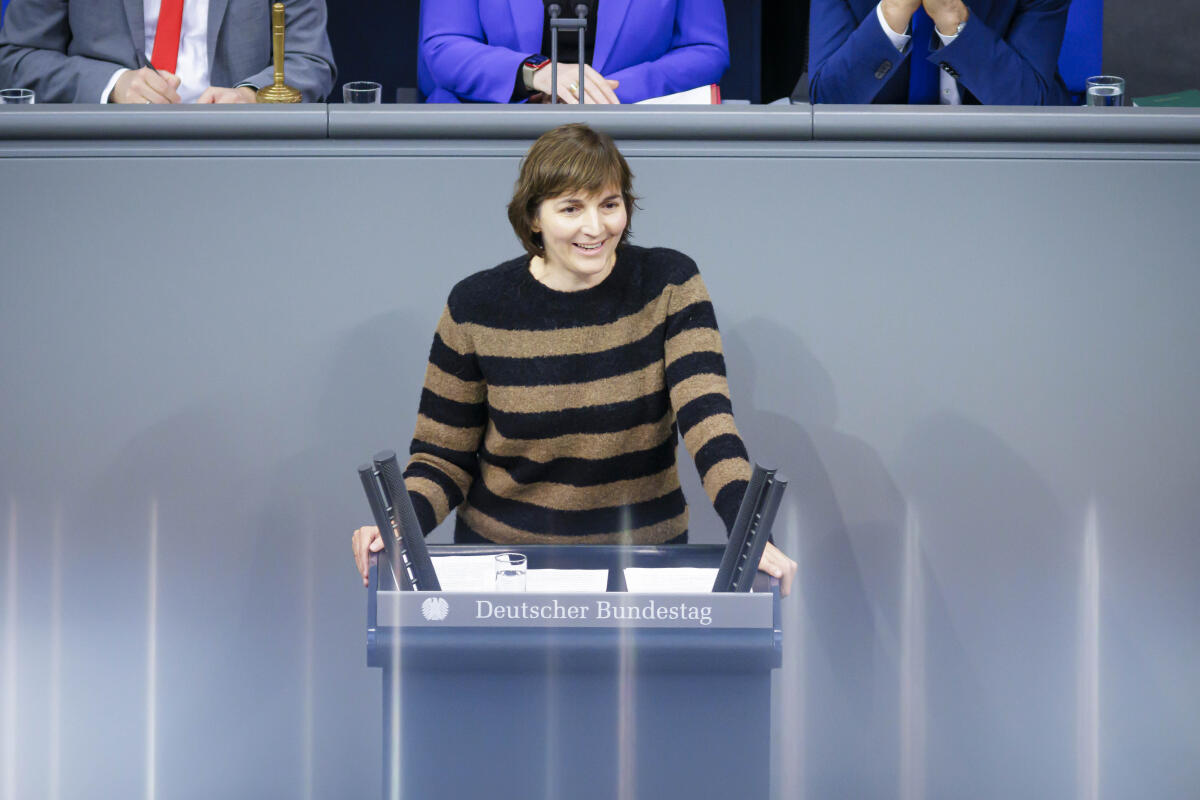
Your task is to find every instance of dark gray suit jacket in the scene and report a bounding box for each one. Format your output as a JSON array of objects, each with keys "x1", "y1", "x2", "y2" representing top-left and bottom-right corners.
[{"x1": 0, "y1": 0, "x2": 335, "y2": 102}]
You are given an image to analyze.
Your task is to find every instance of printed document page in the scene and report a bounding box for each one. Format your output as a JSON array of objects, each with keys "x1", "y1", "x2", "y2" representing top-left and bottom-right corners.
[
  {"x1": 526, "y1": 569, "x2": 608, "y2": 593},
  {"x1": 433, "y1": 555, "x2": 607, "y2": 592},
  {"x1": 634, "y1": 84, "x2": 720, "y2": 104},
  {"x1": 432, "y1": 555, "x2": 494, "y2": 591},
  {"x1": 624, "y1": 568, "x2": 718, "y2": 593}
]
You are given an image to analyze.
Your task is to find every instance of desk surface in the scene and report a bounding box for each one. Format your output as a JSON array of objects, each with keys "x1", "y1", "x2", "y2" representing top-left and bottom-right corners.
[{"x1": 2, "y1": 103, "x2": 1200, "y2": 147}]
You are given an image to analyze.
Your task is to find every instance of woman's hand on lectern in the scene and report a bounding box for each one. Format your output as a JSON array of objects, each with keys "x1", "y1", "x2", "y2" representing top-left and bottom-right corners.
[
  {"x1": 530, "y1": 63, "x2": 620, "y2": 104},
  {"x1": 351, "y1": 525, "x2": 384, "y2": 587},
  {"x1": 757, "y1": 542, "x2": 797, "y2": 597}
]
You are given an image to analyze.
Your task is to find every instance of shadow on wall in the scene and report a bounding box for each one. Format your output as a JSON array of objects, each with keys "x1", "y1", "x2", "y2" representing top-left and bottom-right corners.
[
  {"x1": 37, "y1": 308, "x2": 430, "y2": 800},
  {"x1": 725, "y1": 317, "x2": 906, "y2": 799},
  {"x1": 893, "y1": 412, "x2": 1076, "y2": 799},
  {"x1": 247, "y1": 308, "x2": 430, "y2": 800},
  {"x1": 65, "y1": 408, "x2": 274, "y2": 798},
  {"x1": 727, "y1": 319, "x2": 1079, "y2": 799},
  {"x1": 1098, "y1": 479, "x2": 1200, "y2": 799}
]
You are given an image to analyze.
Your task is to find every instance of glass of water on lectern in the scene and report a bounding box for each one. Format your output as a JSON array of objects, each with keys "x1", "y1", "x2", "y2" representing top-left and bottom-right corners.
[
  {"x1": 1086, "y1": 76, "x2": 1125, "y2": 107},
  {"x1": 494, "y1": 553, "x2": 527, "y2": 592},
  {"x1": 0, "y1": 88, "x2": 35, "y2": 104}
]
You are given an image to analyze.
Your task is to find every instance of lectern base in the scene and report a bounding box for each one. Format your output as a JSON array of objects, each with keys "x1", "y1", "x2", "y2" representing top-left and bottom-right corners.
[
  {"x1": 368, "y1": 545, "x2": 780, "y2": 800},
  {"x1": 382, "y1": 665, "x2": 770, "y2": 799}
]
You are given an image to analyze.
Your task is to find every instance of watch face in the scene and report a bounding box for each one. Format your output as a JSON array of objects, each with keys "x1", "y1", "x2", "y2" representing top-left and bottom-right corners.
[{"x1": 526, "y1": 55, "x2": 550, "y2": 69}]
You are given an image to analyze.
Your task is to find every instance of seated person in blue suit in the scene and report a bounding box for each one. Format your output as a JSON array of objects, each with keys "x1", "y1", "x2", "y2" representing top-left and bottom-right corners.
[
  {"x1": 419, "y1": 0, "x2": 729, "y2": 104},
  {"x1": 0, "y1": 0, "x2": 334, "y2": 103},
  {"x1": 808, "y1": 0, "x2": 1072, "y2": 105}
]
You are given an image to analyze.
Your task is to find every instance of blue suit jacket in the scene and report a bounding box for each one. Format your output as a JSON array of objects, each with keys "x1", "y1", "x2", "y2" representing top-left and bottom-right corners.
[
  {"x1": 418, "y1": 0, "x2": 729, "y2": 104},
  {"x1": 808, "y1": 0, "x2": 1071, "y2": 105}
]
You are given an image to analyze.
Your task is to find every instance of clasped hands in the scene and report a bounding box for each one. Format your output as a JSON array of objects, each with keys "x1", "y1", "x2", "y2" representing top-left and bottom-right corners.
[
  {"x1": 109, "y1": 66, "x2": 257, "y2": 103},
  {"x1": 529, "y1": 62, "x2": 621, "y2": 104},
  {"x1": 881, "y1": 0, "x2": 969, "y2": 37}
]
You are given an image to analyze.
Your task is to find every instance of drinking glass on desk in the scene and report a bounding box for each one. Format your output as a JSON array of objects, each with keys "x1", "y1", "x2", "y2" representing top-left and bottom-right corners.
[
  {"x1": 343, "y1": 81, "x2": 382, "y2": 104},
  {"x1": 1086, "y1": 76, "x2": 1125, "y2": 107},
  {"x1": 1, "y1": 88, "x2": 35, "y2": 104},
  {"x1": 494, "y1": 553, "x2": 527, "y2": 592}
]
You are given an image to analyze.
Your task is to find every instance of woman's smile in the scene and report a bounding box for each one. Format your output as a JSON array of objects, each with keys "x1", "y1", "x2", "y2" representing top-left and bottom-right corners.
[{"x1": 531, "y1": 186, "x2": 628, "y2": 291}]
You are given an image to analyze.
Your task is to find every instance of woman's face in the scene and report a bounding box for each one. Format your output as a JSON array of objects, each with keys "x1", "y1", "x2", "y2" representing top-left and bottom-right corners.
[{"x1": 531, "y1": 186, "x2": 627, "y2": 290}]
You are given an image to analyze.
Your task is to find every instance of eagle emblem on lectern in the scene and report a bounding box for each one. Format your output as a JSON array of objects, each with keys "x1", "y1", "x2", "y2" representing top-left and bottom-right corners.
[{"x1": 421, "y1": 597, "x2": 449, "y2": 621}]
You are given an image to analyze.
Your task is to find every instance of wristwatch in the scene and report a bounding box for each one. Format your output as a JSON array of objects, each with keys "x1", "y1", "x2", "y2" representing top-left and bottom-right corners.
[{"x1": 521, "y1": 55, "x2": 551, "y2": 91}]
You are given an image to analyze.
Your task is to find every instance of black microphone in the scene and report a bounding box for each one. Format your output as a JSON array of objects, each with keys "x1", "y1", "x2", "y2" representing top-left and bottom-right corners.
[{"x1": 369, "y1": 450, "x2": 441, "y2": 591}]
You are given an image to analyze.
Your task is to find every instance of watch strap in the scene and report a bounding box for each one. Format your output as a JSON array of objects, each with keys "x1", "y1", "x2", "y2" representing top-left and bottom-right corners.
[{"x1": 521, "y1": 55, "x2": 550, "y2": 91}]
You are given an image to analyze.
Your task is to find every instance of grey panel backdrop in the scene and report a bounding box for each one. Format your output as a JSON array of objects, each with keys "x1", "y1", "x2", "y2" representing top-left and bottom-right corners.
[
  {"x1": 2, "y1": 137, "x2": 1200, "y2": 799},
  {"x1": 1104, "y1": 3, "x2": 1200, "y2": 98}
]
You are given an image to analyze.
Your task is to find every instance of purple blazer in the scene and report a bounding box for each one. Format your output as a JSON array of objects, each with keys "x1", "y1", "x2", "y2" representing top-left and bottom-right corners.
[{"x1": 419, "y1": 0, "x2": 729, "y2": 103}]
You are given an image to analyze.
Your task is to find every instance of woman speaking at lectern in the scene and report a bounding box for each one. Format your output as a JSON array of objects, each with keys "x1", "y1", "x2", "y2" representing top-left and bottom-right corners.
[{"x1": 351, "y1": 124, "x2": 796, "y2": 594}]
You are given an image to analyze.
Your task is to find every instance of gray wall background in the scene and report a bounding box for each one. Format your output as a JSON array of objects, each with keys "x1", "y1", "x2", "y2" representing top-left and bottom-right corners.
[
  {"x1": 2, "y1": 132, "x2": 1200, "y2": 799},
  {"x1": 1105, "y1": 3, "x2": 1200, "y2": 98}
]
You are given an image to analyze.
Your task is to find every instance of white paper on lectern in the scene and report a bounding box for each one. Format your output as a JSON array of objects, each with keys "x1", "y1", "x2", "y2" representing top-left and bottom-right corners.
[
  {"x1": 623, "y1": 567, "x2": 718, "y2": 593},
  {"x1": 432, "y1": 556, "x2": 608, "y2": 593},
  {"x1": 634, "y1": 84, "x2": 719, "y2": 105},
  {"x1": 525, "y1": 569, "x2": 609, "y2": 593},
  {"x1": 432, "y1": 555, "x2": 495, "y2": 592}
]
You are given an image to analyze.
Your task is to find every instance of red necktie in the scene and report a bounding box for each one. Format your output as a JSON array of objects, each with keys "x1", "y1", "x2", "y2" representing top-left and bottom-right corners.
[{"x1": 150, "y1": 0, "x2": 185, "y2": 73}]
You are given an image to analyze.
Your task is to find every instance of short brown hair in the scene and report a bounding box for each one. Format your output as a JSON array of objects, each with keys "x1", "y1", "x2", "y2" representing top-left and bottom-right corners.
[{"x1": 507, "y1": 123, "x2": 637, "y2": 258}]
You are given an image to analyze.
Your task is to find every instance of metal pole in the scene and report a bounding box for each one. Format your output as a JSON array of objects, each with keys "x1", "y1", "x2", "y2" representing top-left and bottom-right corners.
[
  {"x1": 576, "y1": 4, "x2": 587, "y2": 103},
  {"x1": 548, "y1": 3, "x2": 561, "y2": 104}
]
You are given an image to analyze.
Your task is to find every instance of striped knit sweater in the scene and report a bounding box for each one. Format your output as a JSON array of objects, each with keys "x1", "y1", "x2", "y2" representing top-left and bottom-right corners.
[{"x1": 403, "y1": 245, "x2": 751, "y2": 544}]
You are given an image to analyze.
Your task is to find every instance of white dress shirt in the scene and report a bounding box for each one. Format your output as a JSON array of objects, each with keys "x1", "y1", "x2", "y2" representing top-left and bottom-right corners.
[
  {"x1": 101, "y1": 0, "x2": 210, "y2": 103},
  {"x1": 875, "y1": 2, "x2": 962, "y2": 105}
]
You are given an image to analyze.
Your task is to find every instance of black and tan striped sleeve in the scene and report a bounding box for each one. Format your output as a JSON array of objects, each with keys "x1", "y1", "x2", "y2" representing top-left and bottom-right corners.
[
  {"x1": 663, "y1": 265, "x2": 751, "y2": 533},
  {"x1": 404, "y1": 304, "x2": 487, "y2": 534}
]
